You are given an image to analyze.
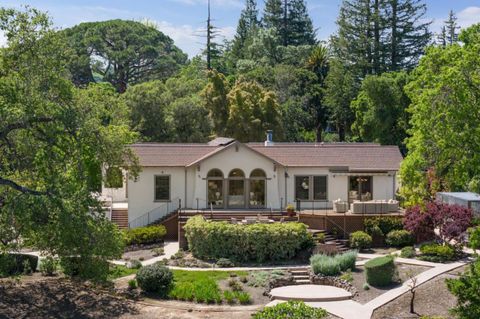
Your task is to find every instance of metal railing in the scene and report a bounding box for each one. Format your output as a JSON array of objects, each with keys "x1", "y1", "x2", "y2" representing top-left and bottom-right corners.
[{"x1": 128, "y1": 197, "x2": 181, "y2": 229}]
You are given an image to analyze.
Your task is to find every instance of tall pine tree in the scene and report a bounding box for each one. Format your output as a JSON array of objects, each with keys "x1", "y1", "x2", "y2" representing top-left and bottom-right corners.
[
  {"x1": 263, "y1": 0, "x2": 285, "y2": 44},
  {"x1": 445, "y1": 10, "x2": 459, "y2": 45},
  {"x1": 231, "y1": 0, "x2": 260, "y2": 59}
]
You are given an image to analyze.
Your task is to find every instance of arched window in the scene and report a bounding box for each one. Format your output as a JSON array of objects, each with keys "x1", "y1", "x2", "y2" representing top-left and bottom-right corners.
[
  {"x1": 207, "y1": 169, "x2": 223, "y2": 178},
  {"x1": 250, "y1": 169, "x2": 266, "y2": 178},
  {"x1": 228, "y1": 169, "x2": 245, "y2": 178}
]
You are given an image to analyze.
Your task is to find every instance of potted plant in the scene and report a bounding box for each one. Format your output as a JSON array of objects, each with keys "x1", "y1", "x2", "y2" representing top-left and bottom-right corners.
[{"x1": 286, "y1": 204, "x2": 296, "y2": 217}]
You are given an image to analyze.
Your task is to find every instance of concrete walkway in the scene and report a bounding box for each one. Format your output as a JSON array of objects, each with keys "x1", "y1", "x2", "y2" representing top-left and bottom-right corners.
[
  {"x1": 270, "y1": 284, "x2": 352, "y2": 302},
  {"x1": 112, "y1": 241, "x2": 179, "y2": 266}
]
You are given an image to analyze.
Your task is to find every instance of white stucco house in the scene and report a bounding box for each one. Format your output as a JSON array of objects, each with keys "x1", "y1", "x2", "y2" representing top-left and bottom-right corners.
[{"x1": 102, "y1": 133, "x2": 403, "y2": 228}]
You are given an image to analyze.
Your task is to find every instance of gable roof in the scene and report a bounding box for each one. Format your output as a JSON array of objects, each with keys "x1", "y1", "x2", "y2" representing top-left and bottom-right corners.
[{"x1": 130, "y1": 141, "x2": 403, "y2": 171}]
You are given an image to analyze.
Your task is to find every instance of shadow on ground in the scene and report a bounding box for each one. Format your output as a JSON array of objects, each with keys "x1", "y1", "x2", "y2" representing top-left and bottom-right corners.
[{"x1": 0, "y1": 278, "x2": 138, "y2": 319}]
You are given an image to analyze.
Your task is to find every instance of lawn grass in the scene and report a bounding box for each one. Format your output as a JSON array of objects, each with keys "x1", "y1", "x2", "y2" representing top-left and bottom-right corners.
[
  {"x1": 171, "y1": 269, "x2": 248, "y2": 282},
  {"x1": 108, "y1": 264, "x2": 138, "y2": 280}
]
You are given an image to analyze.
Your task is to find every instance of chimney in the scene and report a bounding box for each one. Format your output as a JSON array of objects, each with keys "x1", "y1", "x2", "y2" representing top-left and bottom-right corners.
[{"x1": 264, "y1": 130, "x2": 274, "y2": 146}]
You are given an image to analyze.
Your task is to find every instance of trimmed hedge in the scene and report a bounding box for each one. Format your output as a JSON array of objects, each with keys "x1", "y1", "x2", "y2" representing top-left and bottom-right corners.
[
  {"x1": 365, "y1": 256, "x2": 396, "y2": 287},
  {"x1": 136, "y1": 263, "x2": 173, "y2": 296},
  {"x1": 364, "y1": 217, "x2": 403, "y2": 237},
  {"x1": 385, "y1": 230, "x2": 414, "y2": 247},
  {"x1": 400, "y1": 246, "x2": 416, "y2": 259},
  {"x1": 124, "y1": 225, "x2": 167, "y2": 246},
  {"x1": 0, "y1": 253, "x2": 38, "y2": 277},
  {"x1": 350, "y1": 231, "x2": 372, "y2": 250},
  {"x1": 419, "y1": 243, "x2": 456, "y2": 262},
  {"x1": 184, "y1": 215, "x2": 313, "y2": 262}
]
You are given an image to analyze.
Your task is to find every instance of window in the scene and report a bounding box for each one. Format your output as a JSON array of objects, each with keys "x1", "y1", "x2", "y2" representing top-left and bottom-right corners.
[
  {"x1": 154, "y1": 175, "x2": 170, "y2": 201},
  {"x1": 207, "y1": 169, "x2": 223, "y2": 178},
  {"x1": 105, "y1": 167, "x2": 123, "y2": 188},
  {"x1": 295, "y1": 176, "x2": 310, "y2": 200},
  {"x1": 295, "y1": 175, "x2": 328, "y2": 201},
  {"x1": 313, "y1": 176, "x2": 327, "y2": 200}
]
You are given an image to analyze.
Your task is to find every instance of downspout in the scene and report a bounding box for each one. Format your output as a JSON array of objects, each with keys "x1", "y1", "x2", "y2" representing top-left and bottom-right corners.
[
  {"x1": 284, "y1": 166, "x2": 288, "y2": 207},
  {"x1": 184, "y1": 167, "x2": 187, "y2": 209},
  {"x1": 392, "y1": 172, "x2": 396, "y2": 199}
]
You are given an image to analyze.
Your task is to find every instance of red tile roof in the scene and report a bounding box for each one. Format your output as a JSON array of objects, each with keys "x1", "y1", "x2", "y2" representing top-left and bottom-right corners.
[{"x1": 130, "y1": 141, "x2": 403, "y2": 171}]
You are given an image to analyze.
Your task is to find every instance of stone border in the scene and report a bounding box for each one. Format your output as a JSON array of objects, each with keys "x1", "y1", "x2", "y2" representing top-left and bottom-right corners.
[{"x1": 310, "y1": 275, "x2": 358, "y2": 297}]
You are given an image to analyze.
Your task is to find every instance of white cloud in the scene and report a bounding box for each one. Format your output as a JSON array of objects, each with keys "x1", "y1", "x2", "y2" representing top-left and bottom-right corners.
[{"x1": 457, "y1": 6, "x2": 480, "y2": 28}]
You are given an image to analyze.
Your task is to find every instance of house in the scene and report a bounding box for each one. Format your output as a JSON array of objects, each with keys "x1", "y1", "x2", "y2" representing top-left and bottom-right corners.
[{"x1": 102, "y1": 132, "x2": 403, "y2": 231}]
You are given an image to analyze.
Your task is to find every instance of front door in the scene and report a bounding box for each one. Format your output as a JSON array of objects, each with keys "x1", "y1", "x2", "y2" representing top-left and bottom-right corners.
[
  {"x1": 208, "y1": 179, "x2": 224, "y2": 208},
  {"x1": 249, "y1": 179, "x2": 266, "y2": 208}
]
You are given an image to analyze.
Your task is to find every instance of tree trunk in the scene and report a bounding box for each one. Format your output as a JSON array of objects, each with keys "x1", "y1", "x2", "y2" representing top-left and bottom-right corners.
[
  {"x1": 390, "y1": 0, "x2": 398, "y2": 71},
  {"x1": 410, "y1": 290, "x2": 415, "y2": 314},
  {"x1": 373, "y1": 0, "x2": 381, "y2": 74},
  {"x1": 316, "y1": 124, "x2": 322, "y2": 142},
  {"x1": 338, "y1": 125, "x2": 345, "y2": 142}
]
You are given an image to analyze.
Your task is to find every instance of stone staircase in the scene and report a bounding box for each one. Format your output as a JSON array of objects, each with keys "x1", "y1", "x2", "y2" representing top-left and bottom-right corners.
[
  {"x1": 289, "y1": 268, "x2": 311, "y2": 284},
  {"x1": 309, "y1": 229, "x2": 350, "y2": 254}
]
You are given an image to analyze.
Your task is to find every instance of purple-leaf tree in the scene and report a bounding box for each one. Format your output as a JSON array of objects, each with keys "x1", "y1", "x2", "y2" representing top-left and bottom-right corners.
[{"x1": 404, "y1": 201, "x2": 473, "y2": 244}]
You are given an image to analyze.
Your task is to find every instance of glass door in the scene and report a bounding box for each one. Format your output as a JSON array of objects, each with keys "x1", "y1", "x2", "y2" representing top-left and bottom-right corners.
[
  {"x1": 208, "y1": 180, "x2": 224, "y2": 208},
  {"x1": 249, "y1": 179, "x2": 266, "y2": 208},
  {"x1": 348, "y1": 176, "x2": 373, "y2": 203},
  {"x1": 228, "y1": 179, "x2": 245, "y2": 208}
]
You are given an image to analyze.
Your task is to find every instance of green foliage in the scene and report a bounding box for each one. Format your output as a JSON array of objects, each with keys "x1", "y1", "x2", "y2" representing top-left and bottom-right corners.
[
  {"x1": 400, "y1": 246, "x2": 416, "y2": 259},
  {"x1": 446, "y1": 259, "x2": 480, "y2": 319},
  {"x1": 468, "y1": 227, "x2": 480, "y2": 251},
  {"x1": 363, "y1": 283, "x2": 370, "y2": 290},
  {"x1": 0, "y1": 254, "x2": 38, "y2": 277},
  {"x1": 349, "y1": 231, "x2": 372, "y2": 250},
  {"x1": 253, "y1": 301, "x2": 328, "y2": 319},
  {"x1": 248, "y1": 270, "x2": 285, "y2": 287},
  {"x1": 123, "y1": 225, "x2": 167, "y2": 246},
  {"x1": 340, "y1": 270, "x2": 354, "y2": 283},
  {"x1": 108, "y1": 264, "x2": 138, "y2": 280},
  {"x1": 128, "y1": 259, "x2": 143, "y2": 270},
  {"x1": 236, "y1": 291, "x2": 252, "y2": 304},
  {"x1": 351, "y1": 72, "x2": 410, "y2": 146},
  {"x1": 184, "y1": 216, "x2": 311, "y2": 262},
  {"x1": 364, "y1": 217, "x2": 404, "y2": 237},
  {"x1": 136, "y1": 263, "x2": 173, "y2": 296},
  {"x1": 223, "y1": 290, "x2": 236, "y2": 304},
  {"x1": 63, "y1": 19, "x2": 187, "y2": 92},
  {"x1": 39, "y1": 256, "x2": 58, "y2": 276},
  {"x1": 310, "y1": 250, "x2": 358, "y2": 276},
  {"x1": 401, "y1": 24, "x2": 480, "y2": 205},
  {"x1": 419, "y1": 243, "x2": 456, "y2": 262},
  {"x1": 60, "y1": 257, "x2": 110, "y2": 282},
  {"x1": 365, "y1": 256, "x2": 396, "y2": 287},
  {"x1": 128, "y1": 279, "x2": 137, "y2": 290},
  {"x1": 385, "y1": 230, "x2": 414, "y2": 248},
  {"x1": 0, "y1": 7, "x2": 136, "y2": 269}
]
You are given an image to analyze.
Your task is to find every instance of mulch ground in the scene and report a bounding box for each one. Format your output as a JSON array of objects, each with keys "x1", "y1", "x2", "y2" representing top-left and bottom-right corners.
[
  {"x1": 0, "y1": 277, "x2": 138, "y2": 319},
  {"x1": 371, "y1": 273, "x2": 460, "y2": 319}
]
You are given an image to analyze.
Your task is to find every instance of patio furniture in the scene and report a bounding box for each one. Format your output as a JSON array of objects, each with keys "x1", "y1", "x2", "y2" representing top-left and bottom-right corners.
[
  {"x1": 244, "y1": 216, "x2": 257, "y2": 224},
  {"x1": 350, "y1": 200, "x2": 399, "y2": 214},
  {"x1": 333, "y1": 199, "x2": 348, "y2": 213},
  {"x1": 230, "y1": 217, "x2": 237, "y2": 224}
]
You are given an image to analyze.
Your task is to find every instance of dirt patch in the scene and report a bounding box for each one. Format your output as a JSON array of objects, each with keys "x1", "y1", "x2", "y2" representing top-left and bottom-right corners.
[
  {"x1": 351, "y1": 264, "x2": 431, "y2": 304},
  {"x1": 0, "y1": 277, "x2": 138, "y2": 318},
  {"x1": 122, "y1": 244, "x2": 164, "y2": 262},
  {"x1": 371, "y1": 273, "x2": 459, "y2": 319},
  {"x1": 218, "y1": 276, "x2": 271, "y2": 306}
]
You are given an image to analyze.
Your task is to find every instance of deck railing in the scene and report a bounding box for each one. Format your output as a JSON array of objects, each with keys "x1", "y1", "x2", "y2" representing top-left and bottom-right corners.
[{"x1": 128, "y1": 197, "x2": 181, "y2": 229}]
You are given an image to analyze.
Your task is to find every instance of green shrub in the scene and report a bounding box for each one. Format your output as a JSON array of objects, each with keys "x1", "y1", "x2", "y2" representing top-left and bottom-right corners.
[
  {"x1": 124, "y1": 225, "x2": 167, "y2": 246},
  {"x1": 193, "y1": 278, "x2": 222, "y2": 304},
  {"x1": 363, "y1": 283, "x2": 370, "y2": 290},
  {"x1": 60, "y1": 256, "x2": 110, "y2": 282},
  {"x1": 365, "y1": 256, "x2": 396, "y2": 286},
  {"x1": 253, "y1": 301, "x2": 328, "y2": 319},
  {"x1": 386, "y1": 230, "x2": 414, "y2": 247},
  {"x1": 169, "y1": 282, "x2": 195, "y2": 301},
  {"x1": 350, "y1": 231, "x2": 372, "y2": 250},
  {"x1": 0, "y1": 254, "x2": 38, "y2": 277},
  {"x1": 310, "y1": 251, "x2": 358, "y2": 276},
  {"x1": 228, "y1": 279, "x2": 243, "y2": 291},
  {"x1": 128, "y1": 279, "x2": 137, "y2": 290},
  {"x1": 136, "y1": 263, "x2": 173, "y2": 296},
  {"x1": 419, "y1": 243, "x2": 456, "y2": 262},
  {"x1": 400, "y1": 246, "x2": 416, "y2": 259},
  {"x1": 184, "y1": 216, "x2": 311, "y2": 262},
  {"x1": 235, "y1": 291, "x2": 251, "y2": 304},
  {"x1": 39, "y1": 256, "x2": 58, "y2": 276},
  {"x1": 151, "y1": 247, "x2": 164, "y2": 256},
  {"x1": 239, "y1": 275, "x2": 248, "y2": 283},
  {"x1": 216, "y1": 258, "x2": 235, "y2": 268},
  {"x1": 334, "y1": 250, "x2": 357, "y2": 271},
  {"x1": 340, "y1": 270, "x2": 353, "y2": 283},
  {"x1": 364, "y1": 217, "x2": 403, "y2": 237},
  {"x1": 223, "y1": 290, "x2": 236, "y2": 304},
  {"x1": 315, "y1": 232, "x2": 326, "y2": 243},
  {"x1": 446, "y1": 259, "x2": 480, "y2": 319}
]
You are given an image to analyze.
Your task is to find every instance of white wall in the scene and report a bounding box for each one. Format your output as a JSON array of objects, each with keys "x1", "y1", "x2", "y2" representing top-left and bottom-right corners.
[
  {"x1": 127, "y1": 167, "x2": 186, "y2": 222},
  {"x1": 372, "y1": 175, "x2": 395, "y2": 200}
]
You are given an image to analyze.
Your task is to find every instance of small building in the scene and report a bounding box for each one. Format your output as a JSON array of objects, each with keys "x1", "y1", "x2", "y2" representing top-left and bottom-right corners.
[
  {"x1": 436, "y1": 192, "x2": 480, "y2": 216},
  {"x1": 102, "y1": 133, "x2": 404, "y2": 230}
]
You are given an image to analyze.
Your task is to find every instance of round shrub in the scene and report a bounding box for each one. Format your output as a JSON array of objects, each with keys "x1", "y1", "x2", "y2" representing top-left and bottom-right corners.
[
  {"x1": 310, "y1": 254, "x2": 341, "y2": 276},
  {"x1": 216, "y1": 258, "x2": 235, "y2": 268},
  {"x1": 350, "y1": 231, "x2": 372, "y2": 250},
  {"x1": 400, "y1": 246, "x2": 416, "y2": 259},
  {"x1": 385, "y1": 230, "x2": 414, "y2": 247},
  {"x1": 253, "y1": 301, "x2": 328, "y2": 319},
  {"x1": 136, "y1": 263, "x2": 173, "y2": 296},
  {"x1": 39, "y1": 256, "x2": 58, "y2": 276},
  {"x1": 365, "y1": 256, "x2": 396, "y2": 287},
  {"x1": 334, "y1": 250, "x2": 357, "y2": 271}
]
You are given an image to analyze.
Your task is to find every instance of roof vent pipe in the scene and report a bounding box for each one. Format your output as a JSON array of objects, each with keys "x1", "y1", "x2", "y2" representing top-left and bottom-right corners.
[{"x1": 265, "y1": 130, "x2": 274, "y2": 147}]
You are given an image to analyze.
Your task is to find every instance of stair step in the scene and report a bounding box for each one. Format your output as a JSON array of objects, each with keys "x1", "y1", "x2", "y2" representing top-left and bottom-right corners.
[
  {"x1": 292, "y1": 275, "x2": 309, "y2": 280},
  {"x1": 290, "y1": 270, "x2": 309, "y2": 275},
  {"x1": 294, "y1": 279, "x2": 311, "y2": 284}
]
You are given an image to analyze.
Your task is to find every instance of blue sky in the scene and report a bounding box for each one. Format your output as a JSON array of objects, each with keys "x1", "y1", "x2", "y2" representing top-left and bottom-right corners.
[{"x1": 2, "y1": 0, "x2": 480, "y2": 57}]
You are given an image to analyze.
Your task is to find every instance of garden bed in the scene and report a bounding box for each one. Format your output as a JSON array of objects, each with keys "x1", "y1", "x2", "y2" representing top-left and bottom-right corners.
[
  {"x1": 350, "y1": 263, "x2": 431, "y2": 304},
  {"x1": 121, "y1": 243, "x2": 165, "y2": 262}
]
